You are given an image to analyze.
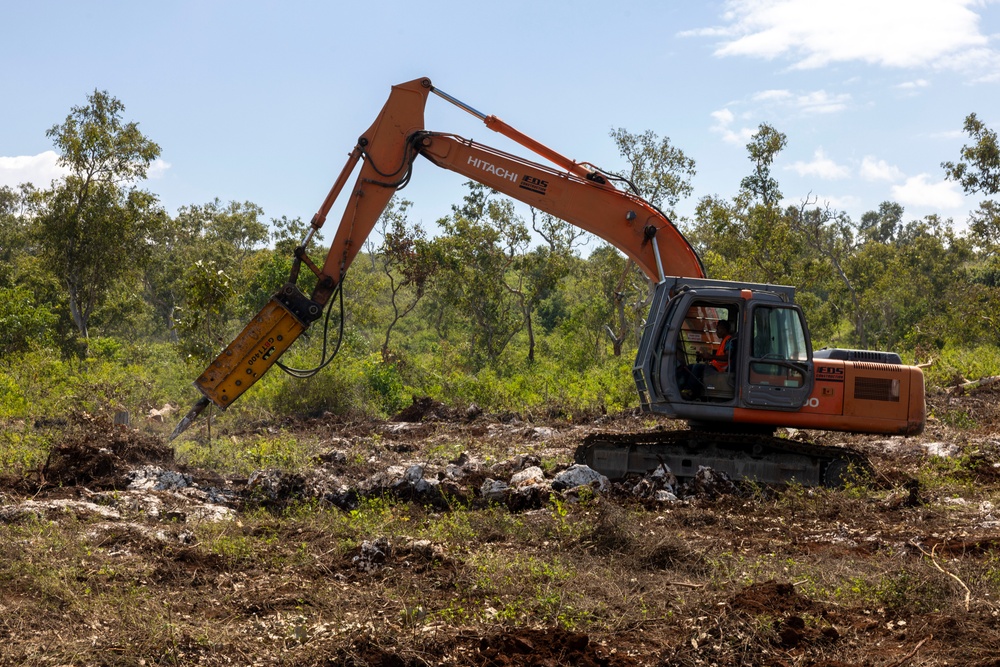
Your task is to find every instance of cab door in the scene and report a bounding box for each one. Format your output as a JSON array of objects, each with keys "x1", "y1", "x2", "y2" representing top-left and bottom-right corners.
[{"x1": 740, "y1": 304, "x2": 814, "y2": 410}]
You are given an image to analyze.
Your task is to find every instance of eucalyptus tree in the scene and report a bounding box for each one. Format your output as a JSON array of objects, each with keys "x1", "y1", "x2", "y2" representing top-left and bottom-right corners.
[
  {"x1": 35, "y1": 90, "x2": 164, "y2": 349},
  {"x1": 603, "y1": 128, "x2": 697, "y2": 355}
]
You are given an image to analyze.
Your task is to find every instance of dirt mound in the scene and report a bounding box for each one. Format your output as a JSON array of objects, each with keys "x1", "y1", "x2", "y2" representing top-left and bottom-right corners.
[
  {"x1": 329, "y1": 638, "x2": 427, "y2": 667},
  {"x1": 728, "y1": 580, "x2": 814, "y2": 615},
  {"x1": 392, "y1": 396, "x2": 458, "y2": 422},
  {"x1": 930, "y1": 383, "x2": 1000, "y2": 431},
  {"x1": 37, "y1": 412, "x2": 174, "y2": 491},
  {"x1": 475, "y1": 627, "x2": 634, "y2": 666}
]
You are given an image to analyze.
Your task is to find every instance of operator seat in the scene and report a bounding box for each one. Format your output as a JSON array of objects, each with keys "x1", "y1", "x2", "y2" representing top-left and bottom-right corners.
[{"x1": 702, "y1": 335, "x2": 737, "y2": 401}]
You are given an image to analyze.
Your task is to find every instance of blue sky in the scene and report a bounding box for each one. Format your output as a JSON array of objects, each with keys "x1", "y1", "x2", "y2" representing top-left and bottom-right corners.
[{"x1": 1, "y1": 1, "x2": 997, "y2": 242}]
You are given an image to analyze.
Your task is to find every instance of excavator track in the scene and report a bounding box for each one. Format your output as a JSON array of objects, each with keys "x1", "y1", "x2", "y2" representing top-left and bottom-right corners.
[{"x1": 575, "y1": 429, "x2": 871, "y2": 488}]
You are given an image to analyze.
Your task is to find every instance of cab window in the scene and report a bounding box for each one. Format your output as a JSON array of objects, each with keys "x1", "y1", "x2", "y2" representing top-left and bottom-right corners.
[{"x1": 749, "y1": 307, "x2": 808, "y2": 387}]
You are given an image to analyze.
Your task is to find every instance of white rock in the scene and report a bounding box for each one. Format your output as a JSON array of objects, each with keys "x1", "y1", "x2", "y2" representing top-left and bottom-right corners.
[
  {"x1": 923, "y1": 441, "x2": 959, "y2": 458},
  {"x1": 1, "y1": 499, "x2": 121, "y2": 522},
  {"x1": 529, "y1": 427, "x2": 556, "y2": 440},
  {"x1": 510, "y1": 465, "x2": 546, "y2": 487},
  {"x1": 552, "y1": 464, "x2": 609, "y2": 492},
  {"x1": 650, "y1": 464, "x2": 678, "y2": 492},
  {"x1": 388, "y1": 422, "x2": 427, "y2": 434},
  {"x1": 127, "y1": 466, "x2": 193, "y2": 491},
  {"x1": 188, "y1": 504, "x2": 236, "y2": 522},
  {"x1": 480, "y1": 479, "x2": 509, "y2": 501},
  {"x1": 404, "y1": 464, "x2": 424, "y2": 484}
]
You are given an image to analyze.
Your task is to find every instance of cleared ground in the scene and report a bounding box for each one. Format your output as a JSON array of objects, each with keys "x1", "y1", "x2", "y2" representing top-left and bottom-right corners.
[{"x1": 1, "y1": 386, "x2": 999, "y2": 666}]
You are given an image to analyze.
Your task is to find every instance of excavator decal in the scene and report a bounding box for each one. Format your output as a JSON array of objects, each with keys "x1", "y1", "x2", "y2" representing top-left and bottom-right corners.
[
  {"x1": 467, "y1": 156, "x2": 519, "y2": 182},
  {"x1": 519, "y1": 176, "x2": 548, "y2": 195}
]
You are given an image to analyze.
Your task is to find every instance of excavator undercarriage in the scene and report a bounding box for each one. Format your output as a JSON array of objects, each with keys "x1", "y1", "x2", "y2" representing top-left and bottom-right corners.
[{"x1": 575, "y1": 428, "x2": 872, "y2": 488}]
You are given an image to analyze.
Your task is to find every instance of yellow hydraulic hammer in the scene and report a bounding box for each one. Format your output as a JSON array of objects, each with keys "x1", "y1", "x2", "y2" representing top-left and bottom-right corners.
[{"x1": 168, "y1": 283, "x2": 323, "y2": 440}]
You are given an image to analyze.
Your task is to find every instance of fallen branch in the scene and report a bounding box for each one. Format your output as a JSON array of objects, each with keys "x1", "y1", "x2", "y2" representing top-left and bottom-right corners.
[
  {"x1": 885, "y1": 635, "x2": 932, "y2": 667},
  {"x1": 911, "y1": 540, "x2": 972, "y2": 611},
  {"x1": 949, "y1": 374, "x2": 1000, "y2": 394}
]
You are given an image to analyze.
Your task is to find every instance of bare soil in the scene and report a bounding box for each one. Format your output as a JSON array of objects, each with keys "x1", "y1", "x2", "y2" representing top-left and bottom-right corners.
[{"x1": 1, "y1": 387, "x2": 999, "y2": 666}]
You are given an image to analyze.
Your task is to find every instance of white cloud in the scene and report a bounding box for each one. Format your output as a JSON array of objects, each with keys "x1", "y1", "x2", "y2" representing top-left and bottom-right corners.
[
  {"x1": 710, "y1": 108, "x2": 756, "y2": 144},
  {"x1": 752, "y1": 89, "x2": 793, "y2": 102},
  {"x1": 147, "y1": 158, "x2": 171, "y2": 179},
  {"x1": 789, "y1": 148, "x2": 850, "y2": 179},
  {"x1": 896, "y1": 79, "x2": 930, "y2": 90},
  {"x1": 891, "y1": 174, "x2": 965, "y2": 209},
  {"x1": 0, "y1": 151, "x2": 67, "y2": 189},
  {"x1": 711, "y1": 108, "x2": 735, "y2": 125},
  {"x1": 0, "y1": 152, "x2": 171, "y2": 188},
  {"x1": 860, "y1": 156, "x2": 904, "y2": 182},
  {"x1": 684, "y1": 0, "x2": 996, "y2": 78},
  {"x1": 749, "y1": 87, "x2": 850, "y2": 114},
  {"x1": 935, "y1": 45, "x2": 1000, "y2": 79},
  {"x1": 795, "y1": 90, "x2": 850, "y2": 114}
]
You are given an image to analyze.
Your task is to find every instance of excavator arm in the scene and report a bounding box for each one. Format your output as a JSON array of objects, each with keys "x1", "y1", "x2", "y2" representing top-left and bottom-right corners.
[
  {"x1": 171, "y1": 79, "x2": 705, "y2": 439},
  {"x1": 170, "y1": 77, "x2": 704, "y2": 439}
]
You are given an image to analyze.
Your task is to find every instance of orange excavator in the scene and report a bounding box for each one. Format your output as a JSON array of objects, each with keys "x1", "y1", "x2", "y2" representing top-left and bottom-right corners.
[{"x1": 170, "y1": 77, "x2": 925, "y2": 487}]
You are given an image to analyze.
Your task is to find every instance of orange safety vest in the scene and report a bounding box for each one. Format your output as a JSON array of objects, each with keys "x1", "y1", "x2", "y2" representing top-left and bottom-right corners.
[{"x1": 711, "y1": 335, "x2": 732, "y2": 372}]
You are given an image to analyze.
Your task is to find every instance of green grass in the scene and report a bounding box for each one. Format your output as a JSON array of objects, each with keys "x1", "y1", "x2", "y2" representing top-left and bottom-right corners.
[
  {"x1": 174, "y1": 431, "x2": 316, "y2": 476},
  {"x1": 921, "y1": 343, "x2": 1000, "y2": 388}
]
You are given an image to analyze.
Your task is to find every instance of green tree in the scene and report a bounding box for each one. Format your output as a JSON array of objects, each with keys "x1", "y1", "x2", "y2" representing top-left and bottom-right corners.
[
  {"x1": 431, "y1": 183, "x2": 529, "y2": 368},
  {"x1": 942, "y1": 113, "x2": 1000, "y2": 318},
  {"x1": 942, "y1": 113, "x2": 1000, "y2": 196},
  {"x1": 608, "y1": 128, "x2": 696, "y2": 217},
  {"x1": 0, "y1": 284, "x2": 58, "y2": 356},
  {"x1": 502, "y1": 209, "x2": 583, "y2": 363},
  {"x1": 689, "y1": 124, "x2": 801, "y2": 286},
  {"x1": 144, "y1": 199, "x2": 272, "y2": 341},
  {"x1": 786, "y1": 202, "x2": 869, "y2": 345},
  {"x1": 858, "y1": 201, "x2": 904, "y2": 244},
  {"x1": 967, "y1": 200, "x2": 1000, "y2": 255},
  {"x1": 595, "y1": 128, "x2": 697, "y2": 356},
  {"x1": 238, "y1": 215, "x2": 323, "y2": 320},
  {"x1": 35, "y1": 90, "x2": 164, "y2": 348},
  {"x1": 172, "y1": 259, "x2": 235, "y2": 363},
  {"x1": 0, "y1": 186, "x2": 26, "y2": 276},
  {"x1": 741, "y1": 123, "x2": 787, "y2": 207},
  {"x1": 373, "y1": 198, "x2": 439, "y2": 361},
  {"x1": 594, "y1": 246, "x2": 651, "y2": 357}
]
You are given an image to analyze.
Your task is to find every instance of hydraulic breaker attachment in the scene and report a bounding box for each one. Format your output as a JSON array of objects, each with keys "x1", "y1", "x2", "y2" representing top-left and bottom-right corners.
[
  {"x1": 170, "y1": 283, "x2": 323, "y2": 440},
  {"x1": 169, "y1": 284, "x2": 325, "y2": 441},
  {"x1": 194, "y1": 294, "x2": 310, "y2": 410}
]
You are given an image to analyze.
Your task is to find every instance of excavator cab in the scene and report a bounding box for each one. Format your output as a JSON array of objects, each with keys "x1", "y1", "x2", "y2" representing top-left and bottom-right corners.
[{"x1": 635, "y1": 277, "x2": 815, "y2": 422}]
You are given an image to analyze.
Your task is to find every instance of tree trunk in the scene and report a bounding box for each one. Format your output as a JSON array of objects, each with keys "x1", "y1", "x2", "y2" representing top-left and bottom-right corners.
[
  {"x1": 526, "y1": 308, "x2": 535, "y2": 363},
  {"x1": 383, "y1": 316, "x2": 400, "y2": 363},
  {"x1": 605, "y1": 291, "x2": 628, "y2": 357},
  {"x1": 68, "y1": 290, "x2": 89, "y2": 348},
  {"x1": 168, "y1": 303, "x2": 180, "y2": 343}
]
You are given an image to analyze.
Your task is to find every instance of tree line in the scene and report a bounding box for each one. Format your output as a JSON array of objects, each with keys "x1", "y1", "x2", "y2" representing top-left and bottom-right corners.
[{"x1": 1, "y1": 91, "x2": 999, "y2": 416}]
